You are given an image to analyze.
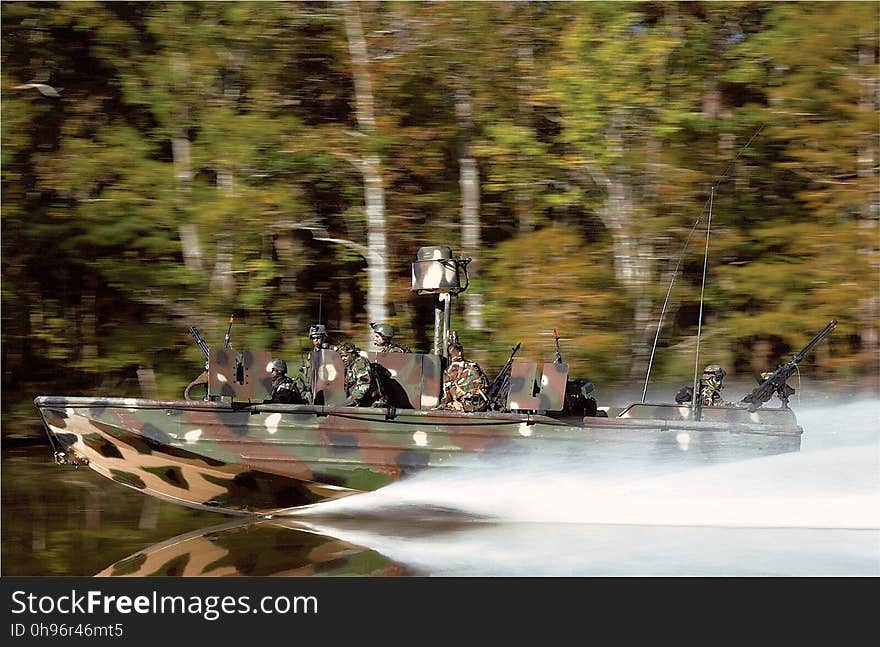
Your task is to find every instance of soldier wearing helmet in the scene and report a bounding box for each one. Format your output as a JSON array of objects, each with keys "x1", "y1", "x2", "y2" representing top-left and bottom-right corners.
[
  {"x1": 309, "y1": 324, "x2": 332, "y2": 351},
  {"x1": 265, "y1": 358, "x2": 305, "y2": 404},
  {"x1": 370, "y1": 322, "x2": 410, "y2": 353},
  {"x1": 336, "y1": 342, "x2": 383, "y2": 407},
  {"x1": 699, "y1": 364, "x2": 730, "y2": 407},
  {"x1": 438, "y1": 340, "x2": 489, "y2": 413},
  {"x1": 293, "y1": 324, "x2": 335, "y2": 404}
]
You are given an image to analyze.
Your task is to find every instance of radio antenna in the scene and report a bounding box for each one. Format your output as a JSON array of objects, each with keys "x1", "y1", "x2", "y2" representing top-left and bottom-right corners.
[{"x1": 641, "y1": 125, "x2": 763, "y2": 403}]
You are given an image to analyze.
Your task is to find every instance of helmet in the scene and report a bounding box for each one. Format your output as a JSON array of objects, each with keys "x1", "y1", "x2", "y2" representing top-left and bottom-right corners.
[
  {"x1": 702, "y1": 365, "x2": 725, "y2": 379},
  {"x1": 267, "y1": 358, "x2": 287, "y2": 373},
  {"x1": 309, "y1": 324, "x2": 327, "y2": 339},
  {"x1": 371, "y1": 323, "x2": 394, "y2": 340},
  {"x1": 336, "y1": 342, "x2": 358, "y2": 355}
]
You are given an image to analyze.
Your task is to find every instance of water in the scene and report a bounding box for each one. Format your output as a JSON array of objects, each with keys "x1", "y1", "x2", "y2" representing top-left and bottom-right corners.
[{"x1": 3, "y1": 398, "x2": 878, "y2": 576}]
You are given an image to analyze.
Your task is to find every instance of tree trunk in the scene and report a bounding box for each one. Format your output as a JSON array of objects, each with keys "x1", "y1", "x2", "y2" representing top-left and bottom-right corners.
[
  {"x1": 460, "y1": 156, "x2": 484, "y2": 330},
  {"x1": 455, "y1": 86, "x2": 485, "y2": 330},
  {"x1": 603, "y1": 177, "x2": 654, "y2": 377},
  {"x1": 209, "y1": 233, "x2": 235, "y2": 303},
  {"x1": 171, "y1": 52, "x2": 203, "y2": 272},
  {"x1": 343, "y1": 3, "x2": 389, "y2": 347}
]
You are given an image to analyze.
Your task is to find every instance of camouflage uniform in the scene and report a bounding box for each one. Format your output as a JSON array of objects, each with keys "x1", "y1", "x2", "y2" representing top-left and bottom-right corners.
[
  {"x1": 379, "y1": 341, "x2": 411, "y2": 353},
  {"x1": 439, "y1": 359, "x2": 489, "y2": 413},
  {"x1": 292, "y1": 367, "x2": 312, "y2": 403},
  {"x1": 699, "y1": 365, "x2": 730, "y2": 407},
  {"x1": 338, "y1": 343, "x2": 383, "y2": 407},
  {"x1": 269, "y1": 373, "x2": 305, "y2": 404}
]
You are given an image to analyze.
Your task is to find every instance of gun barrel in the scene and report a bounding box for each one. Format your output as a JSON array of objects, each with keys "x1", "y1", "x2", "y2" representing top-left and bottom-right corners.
[
  {"x1": 487, "y1": 342, "x2": 521, "y2": 407},
  {"x1": 224, "y1": 315, "x2": 234, "y2": 349},
  {"x1": 188, "y1": 326, "x2": 211, "y2": 361},
  {"x1": 791, "y1": 319, "x2": 837, "y2": 364},
  {"x1": 741, "y1": 319, "x2": 837, "y2": 410}
]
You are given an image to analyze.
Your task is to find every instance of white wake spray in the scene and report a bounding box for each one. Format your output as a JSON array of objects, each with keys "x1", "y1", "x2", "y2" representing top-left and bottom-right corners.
[{"x1": 295, "y1": 399, "x2": 879, "y2": 530}]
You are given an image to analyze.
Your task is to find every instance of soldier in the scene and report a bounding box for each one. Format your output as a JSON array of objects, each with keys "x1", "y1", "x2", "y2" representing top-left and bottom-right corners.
[
  {"x1": 336, "y1": 342, "x2": 384, "y2": 407},
  {"x1": 265, "y1": 358, "x2": 305, "y2": 404},
  {"x1": 370, "y1": 322, "x2": 411, "y2": 353},
  {"x1": 309, "y1": 324, "x2": 332, "y2": 350},
  {"x1": 699, "y1": 364, "x2": 731, "y2": 407},
  {"x1": 293, "y1": 324, "x2": 335, "y2": 403},
  {"x1": 438, "y1": 342, "x2": 489, "y2": 413}
]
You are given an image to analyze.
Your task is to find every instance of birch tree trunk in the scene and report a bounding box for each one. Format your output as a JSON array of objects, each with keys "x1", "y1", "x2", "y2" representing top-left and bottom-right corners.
[
  {"x1": 603, "y1": 176, "x2": 654, "y2": 378},
  {"x1": 343, "y1": 3, "x2": 389, "y2": 347},
  {"x1": 581, "y1": 128, "x2": 654, "y2": 378},
  {"x1": 171, "y1": 52, "x2": 203, "y2": 272},
  {"x1": 597, "y1": 113, "x2": 655, "y2": 376},
  {"x1": 455, "y1": 86, "x2": 485, "y2": 330}
]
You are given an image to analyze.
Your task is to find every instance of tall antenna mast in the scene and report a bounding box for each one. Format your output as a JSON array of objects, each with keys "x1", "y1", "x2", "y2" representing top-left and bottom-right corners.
[
  {"x1": 691, "y1": 187, "x2": 714, "y2": 421},
  {"x1": 640, "y1": 125, "x2": 763, "y2": 402}
]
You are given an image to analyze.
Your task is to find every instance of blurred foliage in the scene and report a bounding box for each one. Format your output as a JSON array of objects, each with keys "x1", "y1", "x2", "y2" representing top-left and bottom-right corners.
[
  {"x1": 480, "y1": 226, "x2": 630, "y2": 384},
  {"x1": 2, "y1": 1, "x2": 878, "y2": 427}
]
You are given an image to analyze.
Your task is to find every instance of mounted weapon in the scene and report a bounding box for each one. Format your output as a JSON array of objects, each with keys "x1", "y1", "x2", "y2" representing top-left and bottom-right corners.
[
  {"x1": 741, "y1": 319, "x2": 838, "y2": 411},
  {"x1": 487, "y1": 342, "x2": 521, "y2": 411},
  {"x1": 189, "y1": 326, "x2": 211, "y2": 372}
]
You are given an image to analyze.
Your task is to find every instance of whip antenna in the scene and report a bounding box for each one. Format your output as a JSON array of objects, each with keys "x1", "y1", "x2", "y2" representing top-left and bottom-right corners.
[
  {"x1": 691, "y1": 187, "x2": 714, "y2": 420},
  {"x1": 640, "y1": 125, "x2": 763, "y2": 402}
]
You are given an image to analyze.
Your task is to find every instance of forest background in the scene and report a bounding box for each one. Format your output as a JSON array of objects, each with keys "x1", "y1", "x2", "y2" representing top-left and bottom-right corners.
[{"x1": 2, "y1": 1, "x2": 878, "y2": 430}]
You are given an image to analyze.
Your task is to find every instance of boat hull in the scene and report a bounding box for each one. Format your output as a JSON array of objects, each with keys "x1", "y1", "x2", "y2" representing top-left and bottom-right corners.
[{"x1": 34, "y1": 396, "x2": 802, "y2": 515}]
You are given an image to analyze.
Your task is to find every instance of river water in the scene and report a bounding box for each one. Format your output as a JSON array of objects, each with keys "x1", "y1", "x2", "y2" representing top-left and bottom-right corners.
[{"x1": 3, "y1": 398, "x2": 878, "y2": 577}]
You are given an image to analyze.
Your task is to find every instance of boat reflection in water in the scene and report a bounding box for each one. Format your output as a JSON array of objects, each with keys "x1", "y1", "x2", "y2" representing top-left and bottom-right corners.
[
  {"x1": 98, "y1": 427, "x2": 880, "y2": 577},
  {"x1": 97, "y1": 512, "x2": 879, "y2": 578},
  {"x1": 95, "y1": 516, "x2": 415, "y2": 577}
]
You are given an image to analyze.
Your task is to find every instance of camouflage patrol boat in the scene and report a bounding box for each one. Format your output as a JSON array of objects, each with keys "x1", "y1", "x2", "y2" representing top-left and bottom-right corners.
[{"x1": 35, "y1": 247, "x2": 835, "y2": 516}]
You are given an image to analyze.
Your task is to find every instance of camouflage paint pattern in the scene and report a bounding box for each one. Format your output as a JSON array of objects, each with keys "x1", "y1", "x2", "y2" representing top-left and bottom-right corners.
[
  {"x1": 411, "y1": 246, "x2": 461, "y2": 294},
  {"x1": 34, "y1": 340, "x2": 803, "y2": 516},
  {"x1": 538, "y1": 362, "x2": 568, "y2": 411},
  {"x1": 505, "y1": 361, "x2": 568, "y2": 412},
  {"x1": 368, "y1": 352, "x2": 423, "y2": 409},
  {"x1": 507, "y1": 360, "x2": 541, "y2": 410},
  {"x1": 209, "y1": 349, "x2": 273, "y2": 402},
  {"x1": 312, "y1": 349, "x2": 347, "y2": 405},
  {"x1": 35, "y1": 388, "x2": 802, "y2": 516},
  {"x1": 419, "y1": 354, "x2": 442, "y2": 409}
]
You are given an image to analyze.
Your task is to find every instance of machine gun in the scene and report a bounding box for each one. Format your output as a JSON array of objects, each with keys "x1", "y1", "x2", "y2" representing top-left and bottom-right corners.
[
  {"x1": 189, "y1": 326, "x2": 211, "y2": 371},
  {"x1": 741, "y1": 319, "x2": 838, "y2": 411},
  {"x1": 486, "y1": 342, "x2": 521, "y2": 411}
]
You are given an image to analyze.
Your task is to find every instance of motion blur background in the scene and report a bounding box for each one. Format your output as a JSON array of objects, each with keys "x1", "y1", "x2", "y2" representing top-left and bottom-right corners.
[{"x1": 2, "y1": 1, "x2": 878, "y2": 432}]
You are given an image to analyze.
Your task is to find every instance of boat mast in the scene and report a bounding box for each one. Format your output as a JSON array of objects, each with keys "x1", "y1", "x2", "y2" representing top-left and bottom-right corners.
[
  {"x1": 691, "y1": 187, "x2": 714, "y2": 421},
  {"x1": 437, "y1": 293, "x2": 453, "y2": 357},
  {"x1": 411, "y1": 247, "x2": 470, "y2": 359}
]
